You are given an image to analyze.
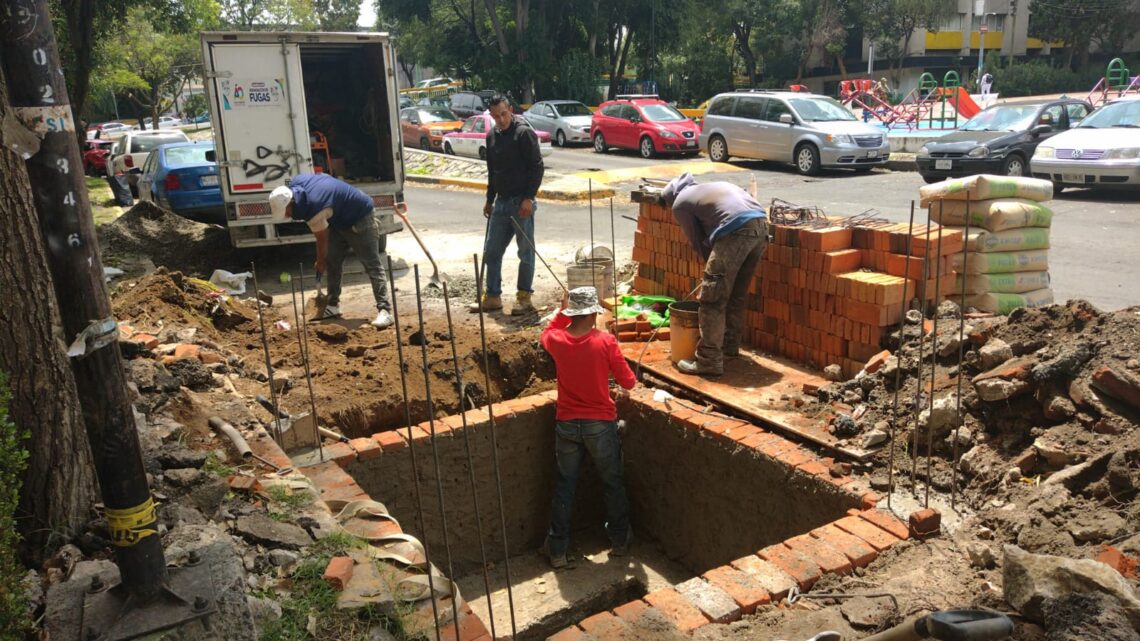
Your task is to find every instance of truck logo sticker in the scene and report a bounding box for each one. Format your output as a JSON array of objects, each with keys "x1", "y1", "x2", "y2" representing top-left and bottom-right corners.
[{"x1": 227, "y1": 79, "x2": 283, "y2": 108}]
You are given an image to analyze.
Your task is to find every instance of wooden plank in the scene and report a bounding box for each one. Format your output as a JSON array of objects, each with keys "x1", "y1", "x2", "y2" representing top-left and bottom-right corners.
[{"x1": 623, "y1": 342, "x2": 874, "y2": 461}]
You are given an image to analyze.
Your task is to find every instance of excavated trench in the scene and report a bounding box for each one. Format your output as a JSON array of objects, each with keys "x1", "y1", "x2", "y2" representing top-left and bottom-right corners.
[{"x1": 343, "y1": 394, "x2": 862, "y2": 640}]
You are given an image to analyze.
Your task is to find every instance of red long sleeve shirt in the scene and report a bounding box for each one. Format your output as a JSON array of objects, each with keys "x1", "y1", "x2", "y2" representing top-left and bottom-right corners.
[{"x1": 541, "y1": 314, "x2": 637, "y2": 421}]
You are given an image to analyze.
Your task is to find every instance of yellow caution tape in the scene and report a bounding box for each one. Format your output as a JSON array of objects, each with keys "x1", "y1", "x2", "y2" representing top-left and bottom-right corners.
[{"x1": 105, "y1": 498, "x2": 158, "y2": 547}]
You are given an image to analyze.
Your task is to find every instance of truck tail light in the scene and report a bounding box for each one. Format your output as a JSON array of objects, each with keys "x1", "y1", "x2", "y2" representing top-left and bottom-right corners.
[
  {"x1": 164, "y1": 172, "x2": 182, "y2": 191},
  {"x1": 124, "y1": 155, "x2": 134, "y2": 168}
]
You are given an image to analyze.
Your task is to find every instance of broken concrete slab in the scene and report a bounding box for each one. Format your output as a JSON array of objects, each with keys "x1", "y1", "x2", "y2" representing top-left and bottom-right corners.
[
  {"x1": 675, "y1": 576, "x2": 741, "y2": 624},
  {"x1": 233, "y1": 512, "x2": 312, "y2": 549},
  {"x1": 1002, "y1": 545, "x2": 1140, "y2": 629},
  {"x1": 979, "y1": 338, "x2": 1013, "y2": 371},
  {"x1": 975, "y1": 377, "x2": 1032, "y2": 402},
  {"x1": 840, "y1": 595, "x2": 895, "y2": 629}
]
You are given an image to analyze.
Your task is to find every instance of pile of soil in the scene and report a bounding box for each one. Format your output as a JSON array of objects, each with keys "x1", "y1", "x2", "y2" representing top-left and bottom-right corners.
[
  {"x1": 114, "y1": 270, "x2": 557, "y2": 440},
  {"x1": 99, "y1": 202, "x2": 236, "y2": 277}
]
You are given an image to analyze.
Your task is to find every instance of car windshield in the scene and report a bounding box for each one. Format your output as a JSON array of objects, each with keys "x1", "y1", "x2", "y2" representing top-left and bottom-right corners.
[
  {"x1": 789, "y1": 97, "x2": 856, "y2": 122},
  {"x1": 554, "y1": 103, "x2": 591, "y2": 117},
  {"x1": 131, "y1": 134, "x2": 186, "y2": 152},
  {"x1": 419, "y1": 108, "x2": 459, "y2": 122},
  {"x1": 961, "y1": 105, "x2": 1038, "y2": 131},
  {"x1": 640, "y1": 104, "x2": 687, "y2": 122},
  {"x1": 164, "y1": 145, "x2": 213, "y2": 166},
  {"x1": 1077, "y1": 100, "x2": 1140, "y2": 128}
]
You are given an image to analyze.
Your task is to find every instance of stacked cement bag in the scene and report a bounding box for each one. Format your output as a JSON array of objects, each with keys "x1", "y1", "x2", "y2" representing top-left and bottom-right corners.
[{"x1": 920, "y1": 175, "x2": 1055, "y2": 315}]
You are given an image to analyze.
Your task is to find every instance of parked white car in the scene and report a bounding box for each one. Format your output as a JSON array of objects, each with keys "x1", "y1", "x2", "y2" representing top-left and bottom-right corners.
[
  {"x1": 107, "y1": 130, "x2": 191, "y2": 195},
  {"x1": 525, "y1": 100, "x2": 594, "y2": 146},
  {"x1": 141, "y1": 116, "x2": 183, "y2": 129},
  {"x1": 1032, "y1": 96, "x2": 1140, "y2": 191}
]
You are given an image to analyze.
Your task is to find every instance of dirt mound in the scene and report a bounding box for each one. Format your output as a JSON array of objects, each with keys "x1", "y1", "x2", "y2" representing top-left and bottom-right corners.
[
  {"x1": 99, "y1": 201, "x2": 235, "y2": 277},
  {"x1": 112, "y1": 268, "x2": 255, "y2": 336}
]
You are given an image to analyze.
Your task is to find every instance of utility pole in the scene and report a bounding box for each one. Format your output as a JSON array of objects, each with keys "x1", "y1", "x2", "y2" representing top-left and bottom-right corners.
[{"x1": 0, "y1": 0, "x2": 171, "y2": 611}]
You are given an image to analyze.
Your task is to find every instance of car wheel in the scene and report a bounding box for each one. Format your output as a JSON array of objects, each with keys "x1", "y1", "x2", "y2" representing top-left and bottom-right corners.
[
  {"x1": 1052, "y1": 182, "x2": 1066, "y2": 195},
  {"x1": 708, "y1": 135, "x2": 729, "y2": 163},
  {"x1": 556, "y1": 130, "x2": 567, "y2": 147},
  {"x1": 1002, "y1": 154, "x2": 1026, "y2": 177},
  {"x1": 444, "y1": 141, "x2": 454, "y2": 155},
  {"x1": 922, "y1": 175, "x2": 943, "y2": 184},
  {"x1": 478, "y1": 146, "x2": 486, "y2": 160},
  {"x1": 593, "y1": 132, "x2": 608, "y2": 153},
  {"x1": 795, "y1": 143, "x2": 821, "y2": 176},
  {"x1": 639, "y1": 136, "x2": 655, "y2": 159},
  {"x1": 420, "y1": 137, "x2": 431, "y2": 151}
]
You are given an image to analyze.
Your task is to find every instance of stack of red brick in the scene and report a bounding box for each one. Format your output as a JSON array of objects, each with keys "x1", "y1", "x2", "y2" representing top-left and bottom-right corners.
[
  {"x1": 632, "y1": 201, "x2": 962, "y2": 377},
  {"x1": 606, "y1": 315, "x2": 671, "y2": 343}
]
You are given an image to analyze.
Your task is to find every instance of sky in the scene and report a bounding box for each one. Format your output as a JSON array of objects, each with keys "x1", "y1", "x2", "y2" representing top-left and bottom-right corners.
[{"x1": 358, "y1": 0, "x2": 376, "y2": 28}]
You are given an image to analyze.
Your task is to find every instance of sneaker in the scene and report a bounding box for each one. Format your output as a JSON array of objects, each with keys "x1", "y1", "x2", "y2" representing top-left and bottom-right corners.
[
  {"x1": 510, "y1": 292, "x2": 536, "y2": 316},
  {"x1": 314, "y1": 305, "x2": 341, "y2": 320},
  {"x1": 468, "y1": 295, "x2": 502, "y2": 313},
  {"x1": 539, "y1": 537, "x2": 571, "y2": 570},
  {"x1": 370, "y1": 310, "x2": 394, "y2": 329},
  {"x1": 677, "y1": 359, "x2": 723, "y2": 377}
]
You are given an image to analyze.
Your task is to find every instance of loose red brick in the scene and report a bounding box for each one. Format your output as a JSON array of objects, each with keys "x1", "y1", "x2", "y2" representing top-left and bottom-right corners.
[
  {"x1": 908, "y1": 508, "x2": 942, "y2": 539},
  {"x1": 758, "y1": 544, "x2": 822, "y2": 590},
  {"x1": 372, "y1": 430, "x2": 407, "y2": 452},
  {"x1": 173, "y1": 343, "x2": 200, "y2": 360},
  {"x1": 1091, "y1": 366, "x2": 1140, "y2": 411},
  {"x1": 643, "y1": 588, "x2": 709, "y2": 633},
  {"x1": 199, "y1": 350, "x2": 225, "y2": 364},
  {"x1": 227, "y1": 475, "x2": 258, "y2": 492},
  {"x1": 785, "y1": 534, "x2": 852, "y2": 575},
  {"x1": 810, "y1": 523, "x2": 878, "y2": 568},
  {"x1": 1095, "y1": 545, "x2": 1139, "y2": 578},
  {"x1": 863, "y1": 349, "x2": 891, "y2": 374},
  {"x1": 857, "y1": 509, "x2": 911, "y2": 540},
  {"x1": 834, "y1": 515, "x2": 901, "y2": 551},
  {"x1": 860, "y1": 492, "x2": 882, "y2": 509},
  {"x1": 348, "y1": 437, "x2": 381, "y2": 461},
  {"x1": 132, "y1": 333, "x2": 159, "y2": 349},
  {"x1": 703, "y1": 566, "x2": 771, "y2": 614},
  {"x1": 322, "y1": 556, "x2": 353, "y2": 590}
]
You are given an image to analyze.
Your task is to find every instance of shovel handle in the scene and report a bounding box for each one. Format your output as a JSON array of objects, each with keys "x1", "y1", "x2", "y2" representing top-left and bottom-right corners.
[{"x1": 392, "y1": 205, "x2": 444, "y2": 277}]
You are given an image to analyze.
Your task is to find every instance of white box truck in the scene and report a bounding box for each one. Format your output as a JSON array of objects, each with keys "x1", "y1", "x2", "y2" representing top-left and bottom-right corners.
[{"x1": 200, "y1": 31, "x2": 405, "y2": 247}]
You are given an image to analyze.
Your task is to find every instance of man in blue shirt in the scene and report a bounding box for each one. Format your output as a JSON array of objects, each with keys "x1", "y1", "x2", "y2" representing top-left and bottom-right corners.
[
  {"x1": 662, "y1": 173, "x2": 768, "y2": 376},
  {"x1": 269, "y1": 173, "x2": 393, "y2": 329}
]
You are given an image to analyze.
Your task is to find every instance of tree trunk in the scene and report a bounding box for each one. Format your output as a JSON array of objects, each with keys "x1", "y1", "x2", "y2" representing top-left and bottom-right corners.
[
  {"x1": 516, "y1": 0, "x2": 532, "y2": 103},
  {"x1": 0, "y1": 66, "x2": 97, "y2": 565},
  {"x1": 587, "y1": 0, "x2": 600, "y2": 57},
  {"x1": 609, "y1": 29, "x2": 633, "y2": 100},
  {"x1": 61, "y1": 0, "x2": 95, "y2": 126},
  {"x1": 483, "y1": 0, "x2": 510, "y2": 55},
  {"x1": 836, "y1": 53, "x2": 848, "y2": 79},
  {"x1": 733, "y1": 24, "x2": 757, "y2": 87}
]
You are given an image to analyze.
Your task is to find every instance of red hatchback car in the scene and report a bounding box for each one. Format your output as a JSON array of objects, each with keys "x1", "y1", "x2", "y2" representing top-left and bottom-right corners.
[{"x1": 591, "y1": 95, "x2": 701, "y2": 158}]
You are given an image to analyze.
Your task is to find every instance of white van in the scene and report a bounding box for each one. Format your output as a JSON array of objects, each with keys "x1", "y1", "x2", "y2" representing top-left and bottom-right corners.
[{"x1": 200, "y1": 31, "x2": 405, "y2": 247}]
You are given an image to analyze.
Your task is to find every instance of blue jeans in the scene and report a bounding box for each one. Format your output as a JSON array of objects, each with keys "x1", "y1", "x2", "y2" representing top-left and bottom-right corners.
[
  {"x1": 547, "y1": 419, "x2": 630, "y2": 558},
  {"x1": 483, "y1": 196, "x2": 536, "y2": 297}
]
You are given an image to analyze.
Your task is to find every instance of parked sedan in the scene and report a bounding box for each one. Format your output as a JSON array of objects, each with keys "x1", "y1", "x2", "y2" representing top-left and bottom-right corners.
[
  {"x1": 83, "y1": 139, "x2": 114, "y2": 175},
  {"x1": 107, "y1": 129, "x2": 191, "y2": 195},
  {"x1": 525, "y1": 100, "x2": 594, "y2": 146},
  {"x1": 442, "y1": 112, "x2": 552, "y2": 160},
  {"x1": 137, "y1": 141, "x2": 223, "y2": 222},
  {"x1": 90, "y1": 121, "x2": 133, "y2": 138},
  {"x1": 1032, "y1": 96, "x2": 1140, "y2": 192},
  {"x1": 400, "y1": 106, "x2": 465, "y2": 151},
  {"x1": 141, "y1": 116, "x2": 182, "y2": 129},
  {"x1": 917, "y1": 99, "x2": 1090, "y2": 183},
  {"x1": 593, "y1": 96, "x2": 701, "y2": 158}
]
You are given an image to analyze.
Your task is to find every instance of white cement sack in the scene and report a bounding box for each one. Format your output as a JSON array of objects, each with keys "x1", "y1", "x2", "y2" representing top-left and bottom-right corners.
[
  {"x1": 965, "y1": 288, "x2": 1054, "y2": 315},
  {"x1": 951, "y1": 249, "x2": 1050, "y2": 274},
  {"x1": 955, "y1": 271, "x2": 1052, "y2": 295},
  {"x1": 949, "y1": 227, "x2": 1051, "y2": 253},
  {"x1": 920, "y1": 174, "x2": 1053, "y2": 206},
  {"x1": 931, "y1": 198, "x2": 1053, "y2": 231}
]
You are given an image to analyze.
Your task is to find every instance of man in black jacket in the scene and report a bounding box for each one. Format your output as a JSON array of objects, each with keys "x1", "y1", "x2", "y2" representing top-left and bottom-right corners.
[{"x1": 470, "y1": 94, "x2": 545, "y2": 315}]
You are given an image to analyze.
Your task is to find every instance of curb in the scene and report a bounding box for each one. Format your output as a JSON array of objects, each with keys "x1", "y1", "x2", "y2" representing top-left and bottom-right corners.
[
  {"x1": 405, "y1": 173, "x2": 616, "y2": 202},
  {"x1": 886, "y1": 154, "x2": 917, "y2": 172}
]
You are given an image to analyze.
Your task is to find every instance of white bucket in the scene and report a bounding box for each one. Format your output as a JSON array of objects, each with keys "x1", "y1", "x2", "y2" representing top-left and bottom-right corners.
[{"x1": 566, "y1": 257, "x2": 614, "y2": 300}]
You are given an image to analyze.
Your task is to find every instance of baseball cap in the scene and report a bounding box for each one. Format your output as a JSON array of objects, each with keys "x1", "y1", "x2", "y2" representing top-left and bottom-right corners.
[{"x1": 269, "y1": 185, "x2": 293, "y2": 218}]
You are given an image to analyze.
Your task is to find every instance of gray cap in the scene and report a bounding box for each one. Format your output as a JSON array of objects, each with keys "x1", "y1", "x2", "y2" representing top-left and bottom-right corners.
[{"x1": 562, "y1": 286, "x2": 605, "y2": 317}]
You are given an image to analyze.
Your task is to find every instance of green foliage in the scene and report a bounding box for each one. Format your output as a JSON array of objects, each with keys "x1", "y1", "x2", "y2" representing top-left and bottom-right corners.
[
  {"x1": 265, "y1": 485, "x2": 314, "y2": 521},
  {"x1": 183, "y1": 93, "x2": 210, "y2": 119},
  {"x1": 863, "y1": 0, "x2": 957, "y2": 78},
  {"x1": 1028, "y1": 0, "x2": 1140, "y2": 68},
  {"x1": 0, "y1": 372, "x2": 31, "y2": 641},
  {"x1": 991, "y1": 60, "x2": 1103, "y2": 97},
  {"x1": 313, "y1": 0, "x2": 360, "y2": 30},
  {"x1": 551, "y1": 50, "x2": 604, "y2": 104},
  {"x1": 220, "y1": 0, "x2": 318, "y2": 30}
]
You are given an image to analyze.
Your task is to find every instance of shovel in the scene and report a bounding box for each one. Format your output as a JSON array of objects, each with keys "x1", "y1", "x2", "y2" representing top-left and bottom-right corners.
[
  {"x1": 305, "y1": 272, "x2": 329, "y2": 320},
  {"x1": 789, "y1": 609, "x2": 1014, "y2": 641},
  {"x1": 392, "y1": 204, "x2": 448, "y2": 288}
]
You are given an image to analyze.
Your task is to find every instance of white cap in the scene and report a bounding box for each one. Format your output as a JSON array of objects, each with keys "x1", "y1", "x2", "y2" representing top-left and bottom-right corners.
[{"x1": 269, "y1": 185, "x2": 293, "y2": 218}]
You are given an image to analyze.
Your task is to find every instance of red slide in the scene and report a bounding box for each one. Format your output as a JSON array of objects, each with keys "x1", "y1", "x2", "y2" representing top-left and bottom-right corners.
[{"x1": 945, "y1": 87, "x2": 982, "y2": 118}]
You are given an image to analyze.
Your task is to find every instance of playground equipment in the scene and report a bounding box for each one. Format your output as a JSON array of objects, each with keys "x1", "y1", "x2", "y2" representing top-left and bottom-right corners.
[
  {"x1": 839, "y1": 71, "x2": 976, "y2": 131},
  {"x1": 1086, "y1": 58, "x2": 1140, "y2": 107}
]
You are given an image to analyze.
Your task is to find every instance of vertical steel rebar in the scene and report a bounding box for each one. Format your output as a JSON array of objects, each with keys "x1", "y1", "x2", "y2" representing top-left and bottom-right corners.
[
  {"x1": 473, "y1": 253, "x2": 519, "y2": 639},
  {"x1": 951, "y1": 197, "x2": 972, "y2": 509},
  {"x1": 440, "y1": 281, "x2": 497, "y2": 638},
  {"x1": 251, "y1": 262, "x2": 283, "y2": 445},
  {"x1": 413, "y1": 265, "x2": 462, "y2": 638},
  {"x1": 887, "y1": 202, "x2": 917, "y2": 509},
  {"x1": 609, "y1": 198, "x2": 621, "y2": 338},
  {"x1": 925, "y1": 200, "x2": 946, "y2": 508},
  {"x1": 910, "y1": 212, "x2": 934, "y2": 493},
  {"x1": 388, "y1": 259, "x2": 443, "y2": 641},
  {"x1": 297, "y1": 265, "x2": 324, "y2": 460},
  {"x1": 588, "y1": 178, "x2": 598, "y2": 302}
]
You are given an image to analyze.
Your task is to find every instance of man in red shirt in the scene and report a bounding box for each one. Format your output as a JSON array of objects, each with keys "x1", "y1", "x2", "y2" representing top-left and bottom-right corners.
[{"x1": 540, "y1": 286, "x2": 637, "y2": 568}]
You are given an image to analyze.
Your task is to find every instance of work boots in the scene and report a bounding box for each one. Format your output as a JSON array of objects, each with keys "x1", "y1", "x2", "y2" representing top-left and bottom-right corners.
[
  {"x1": 509, "y1": 291, "x2": 536, "y2": 316},
  {"x1": 467, "y1": 294, "x2": 502, "y2": 313}
]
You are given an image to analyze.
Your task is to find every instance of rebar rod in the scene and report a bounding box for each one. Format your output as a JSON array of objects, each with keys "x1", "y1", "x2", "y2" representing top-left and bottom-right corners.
[
  {"x1": 610, "y1": 198, "x2": 621, "y2": 339},
  {"x1": 250, "y1": 262, "x2": 283, "y2": 446},
  {"x1": 925, "y1": 200, "x2": 946, "y2": 508},
  {"x1": 910, "y1": 213, "x2": 934, "y2": 493},
  {"x1": 510, "y1": 217, "x2": 568, "y2": 292},
  {"x1": 887, "y1": 202, "x2": 917, "y2": 509},
  {"x1": 589, "y1": 178, "x2": 598, "y2": 298},
  {"x1": 413, "y1": 265, "x2": 462, "y2": 637},
  {"x1": 951, "y1": 197, "x2": 972, "y2": 509},
  {"x1": 297, "y1": 265, "x2": 324, "y2": 461},
  {"x1": 440, "y1": 281, "x2": 497, "y2": 638},
  {"x1": 473, "y1": 253, "x2": 519, "y2": 639},
  {"x1": 387, "y1": 258, "x2": 442, "y2": 641}
]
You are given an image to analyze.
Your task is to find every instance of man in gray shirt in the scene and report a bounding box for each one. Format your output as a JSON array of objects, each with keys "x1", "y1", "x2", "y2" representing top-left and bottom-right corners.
[{"x1": 662, "y1": 173, "x2": 768, "y2": 376}]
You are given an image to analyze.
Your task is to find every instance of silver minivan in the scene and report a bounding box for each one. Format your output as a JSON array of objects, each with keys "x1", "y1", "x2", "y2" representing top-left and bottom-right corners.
[{"x1": 699, "y1": 91, "x2": 890, "y2": 175}]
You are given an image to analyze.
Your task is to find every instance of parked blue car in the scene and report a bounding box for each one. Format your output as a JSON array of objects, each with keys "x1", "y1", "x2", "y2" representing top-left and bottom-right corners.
[{"x1": 137, "y1": 141, "x2": 223, "y2": 222}]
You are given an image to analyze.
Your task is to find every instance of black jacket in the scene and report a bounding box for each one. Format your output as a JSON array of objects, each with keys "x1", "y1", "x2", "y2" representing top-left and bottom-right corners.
[{"x1": 485, "y1": 116, "x2": 544, "y2": 204}]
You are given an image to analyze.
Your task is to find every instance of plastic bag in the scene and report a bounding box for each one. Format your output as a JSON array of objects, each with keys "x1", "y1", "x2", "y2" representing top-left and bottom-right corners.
[
  {"x1": 615, "y1": 294, "x2": 674, "y2": 328},
  {"x1": 931, "y1": 198, "x2": 1053, "y2": 231},
  {"x1": 107, "y1": 174, "x2": 133, "y2": 207},
  {"x1": 920, "y1": 174, "x2": 1053, "y2": 206},
  {"x1": 208, "y1": 269, "x2": 253, "y2": 295}
]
